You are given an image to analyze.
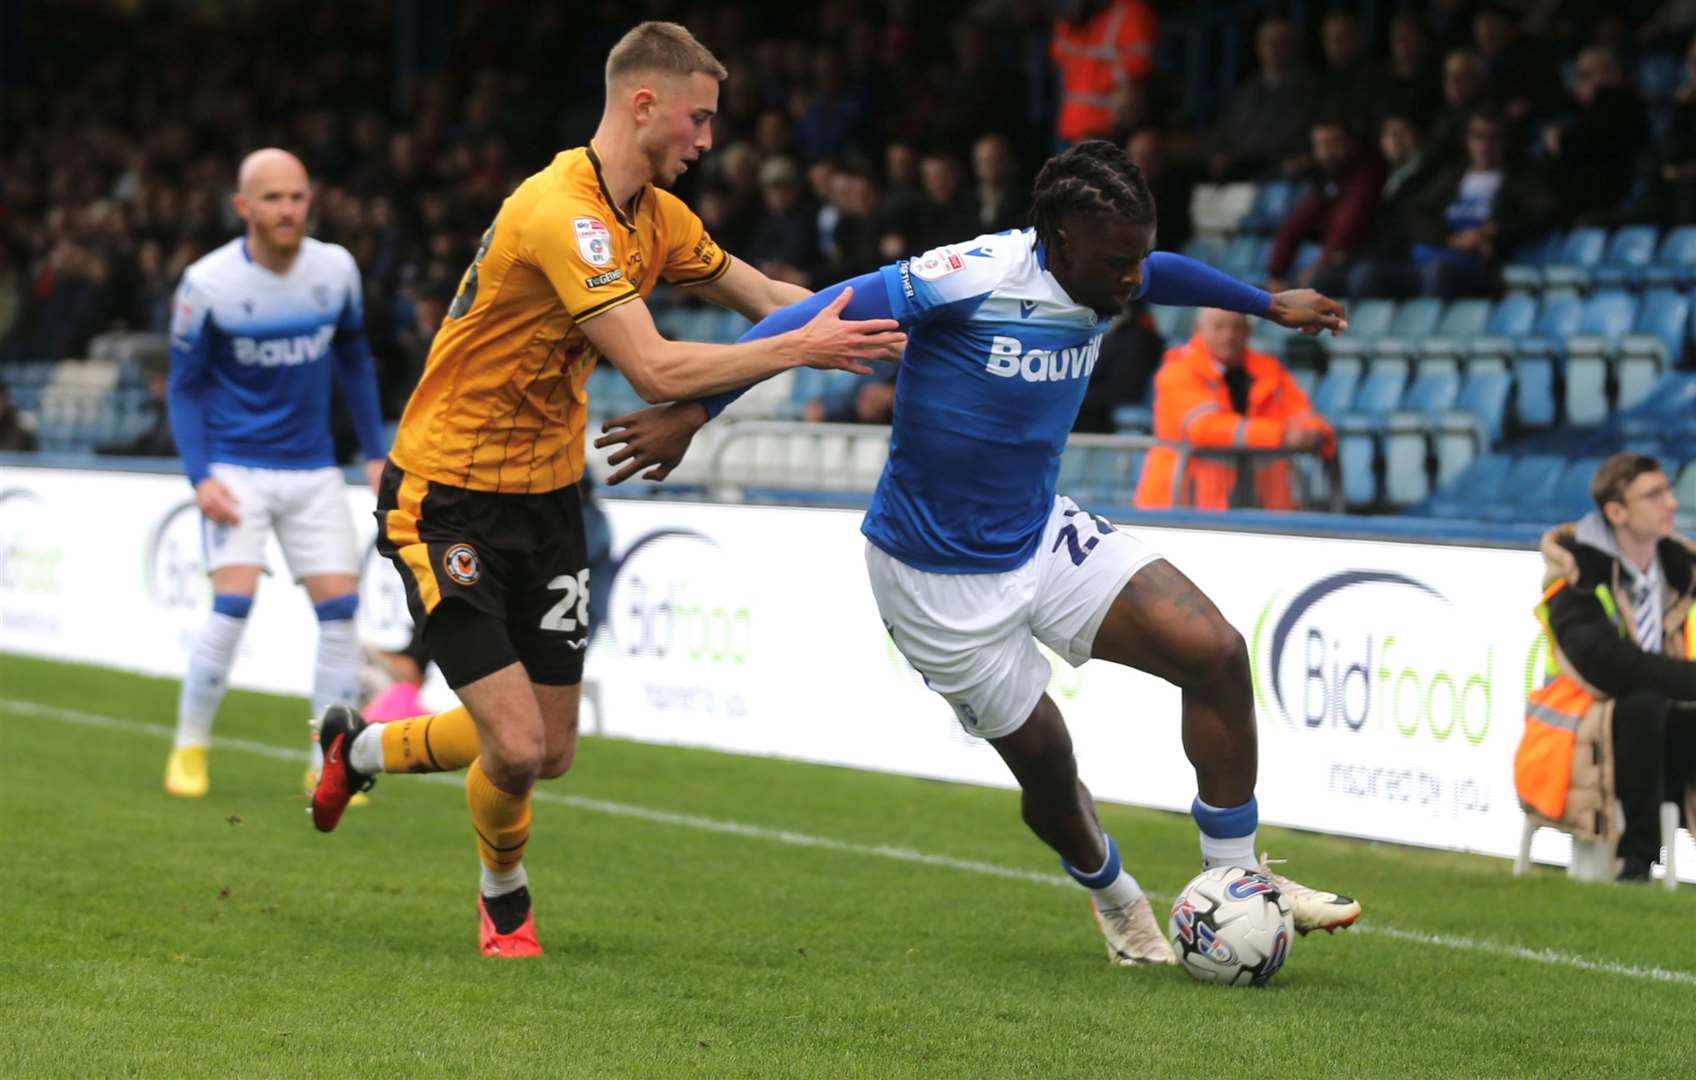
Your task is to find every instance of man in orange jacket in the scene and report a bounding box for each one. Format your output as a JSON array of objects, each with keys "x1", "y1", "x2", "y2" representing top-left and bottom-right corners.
[
  {"x1": 1051, "y1": 0, "x2": 1158, "y2": 145},
  {"x1": 1135, "y1": 308, "x2": 1333, "y2": 510}
]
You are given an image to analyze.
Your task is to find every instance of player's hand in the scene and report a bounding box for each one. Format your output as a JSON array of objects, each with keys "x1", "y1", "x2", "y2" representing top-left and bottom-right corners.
[
  {"x1": 1267, "y1": 289, "x2": 1347, "y2": 337},
  {"x1": 363, "y1": 458, "x2": 385, "y2": 494},
  {"x1": 594, "y1": 401, "x2": 709, "y2": 485},
  {"x1": 793, "y1": 286, "x2": 907, "y2": 375},
  {"x1": 195, "y1": 476, "x2": 241, "y2": 525}
]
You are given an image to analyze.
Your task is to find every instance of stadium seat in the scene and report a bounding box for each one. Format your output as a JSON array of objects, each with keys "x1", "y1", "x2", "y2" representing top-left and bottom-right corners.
[
  {"x1": 1530, "y1": 227, "x2": 1607, "y2": 292},
  {"x1": 1588, "y1": 226, "x2": 1661, "y2": 290},
  {"x1": 1676, "y1": 462, "x2": 1696, "y2": 532},
  {"x1": 1348, "y1": 367, "x2": 1405, "y2": 423},
  {"x1": 1336, "y1": 419, "x2": 1380, "y2": 508},
  {"x1": 1500, "y1": 230, "x2": 1565, "y2": 294},
  {"x1": 1382, "y1": 411, "x2": 1433, "y2": 506},
  {"x1": 1466, "y1": 295, "x2": 1538, "y2": 372},
  {"x1": 1421, "y1": 452, "x2": 1511, "y2": 518},
  {"x1": 1419, "y1": 298, "x2": 1494, "y2": 366},
  {"x1": 1326, "y1": 299, "x2": 1396, "y2": 366},
  {"x1": 1111, "y1": 404, "x2": 1153, "y2": 434},
  {"x1": 1549, "y1": 457, "x2": 1603, "y2": 520},
  {"x1": 1433, "y1": 369, "x2": 1512, "y2": 486},
  {"x1": 1187, "y1": 182, "x2": 1256, "y2": 235},
  {"x1": 1511, "y1": 292, "x2": 1588, "y2": 428},
  {"x1": 1370, "y1": 297, "x2": 1444, "y2": 365},
  {"x1": 1643, "y1": 225, "x2": 1696, "y2": 288},
  {"x1": 1481, "y1": 455, "x2": 1565, "y2": 522},
  {"x1": 1220, "y1": 234, "x2": 1267, "y2": 279},
  {"x1": 1616, "y1": 290, "x2": 1690, "y2": 411},
  {"x1": 1239, "y1": 180, "x2": 1301, "y2": 233},
  {"x1": 1178, "y1": 236, "x2": 1225, "y2": 268},
  {"x1": 1400, "y1": 366, "x2": 1461, "y2": 420},
  {"x1": 1309, "y1": 368, "x2": 1359, "y2": 419}
]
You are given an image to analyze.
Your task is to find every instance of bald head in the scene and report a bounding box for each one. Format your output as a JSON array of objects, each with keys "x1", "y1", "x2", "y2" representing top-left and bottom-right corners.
[
  {"x1": 237, "y1": 148, "x2": 308, "y2": 195},
  {"x1": 232, "y1": 148, "x2": 311, "y2": 260},
  {"x1": 1196, "y1": 308, "x2": 1250, "y2": 367}
]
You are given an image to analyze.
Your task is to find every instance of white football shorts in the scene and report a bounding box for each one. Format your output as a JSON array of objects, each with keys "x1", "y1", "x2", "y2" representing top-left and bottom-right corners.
[
  {"x1": 865, "y1": 494, "x2": 1162, "y2": 740},
  {"x1": 203, "y1": 463, "x2": 360, "y2": 580}
]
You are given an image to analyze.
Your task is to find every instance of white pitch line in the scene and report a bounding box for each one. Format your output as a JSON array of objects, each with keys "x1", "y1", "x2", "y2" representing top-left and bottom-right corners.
[{"x1": 6, "y1": 695, "x2": 1694, "y2": 989}]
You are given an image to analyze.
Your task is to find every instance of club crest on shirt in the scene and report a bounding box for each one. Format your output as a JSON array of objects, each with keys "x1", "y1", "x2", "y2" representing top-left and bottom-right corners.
[
  {"x1": 443, "y1": 543, "x2": 481, "y2": 586},
  {"x1": 312, "y1": 283, "x2": 331, "y2": 308},
  {"x1": 574, "y1": 217, "x2": 613, "y2": 266}
]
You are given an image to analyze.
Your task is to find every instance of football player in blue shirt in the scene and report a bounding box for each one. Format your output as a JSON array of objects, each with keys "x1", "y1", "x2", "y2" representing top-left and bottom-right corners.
[
  {"x1": 163, "y1": 149, "x2": 388, "y2": 800},
  {"x1": 596, "y1": 141, "x2": 1361, "y2": 964}
]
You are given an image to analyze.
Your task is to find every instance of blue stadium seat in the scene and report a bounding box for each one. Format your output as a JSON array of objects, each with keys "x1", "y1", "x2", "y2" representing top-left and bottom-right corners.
[
  {"x1": 1371, "y1": 298, "x2": 1445, "y2": 364},
  {"x1": 1500, "y1": 231, "x2": 1565, "y2": 294},
  {"x1": 1382, "y1": 411, "x2": 1432, "y2": 506},
  {"x1": 1533, "y1": 228, "x2": 1608, "y2": 291},
  {"x1": 1239, "y1": 180, "x2": 1301, "y2": 233},
  {"x1": 1589, "y1": 226, "x2": 1661, "y2": 290},
  {"x1": 1421, "y1": 453, "x2": 1512, "y2": 518},
  {"x1": 1511, "y1": 293, "x2": 1586, "y2": 427},
  {"x1": 1326, "y1": 298, "x2": 1397, "y2": 365},
  {"x1": 1291, "y1": 242, "x2": 1323, "y2": 276},
  {"x1": 1466, "y1": 295, "x2": 1538, "y2": 371},
  {"x1": 1337, "y1": 419, "x2": 1380, "y2": 508},
  {"x1": 1481, "y1": 455, "x2": 1566, "y2": 522},
  {"x1": 1310, "y1": 368, "x2": 1359, "y2": 419},
  {"x1": 1549, "y1": 457, "x2": 1603, "y2": 520},
  {"x1": 1111, "y1": 405, "x2": 1153, "y2": 434},
  {"x1": 1644, "y1": 226, "x2": 1696, "y2": 288},
  {"x1": 1561, "y1": 291, "x2": 1644, "y2": 424},
  {"x1": 1618, "y1": 289, "x2": 1689, "y2": 410},
  {"x1": 1400, "y1": 367, "x2": 1461, "y2": 420},
  {"x1": 1220, "y1": 235, "x2": 1266, "y2": 279},
  {"x1": 1179, "y1": 236, "x2": 1225, "y2": 268},
  {"x1": 1347, "y1": 368, "x2": 1408, "y2": 425},
  {"x1": 1433, "y1": 368, "x2": 1512, "y2": 486}
]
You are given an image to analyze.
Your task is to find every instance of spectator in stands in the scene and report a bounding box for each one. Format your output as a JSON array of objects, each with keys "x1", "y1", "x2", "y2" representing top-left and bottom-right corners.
[
  {"x1": 909, "y1": 151, "x2": 978, "y2": 254},
  {"x1": 827, "y1": 166, "x2": 884, "y2": 278},
  {"x1": 1544, "y1": 46, "x2": 1651, "y2": 222},
  {"x1": 970, "y1": 134, "x2": 1026, "y2": 236},
  {"x1": 1050, "y1": 0, "x2": 1158, "y2": 145},
  {"x1": 1338, "y1": 113, "x2": 1443, "y2": 298},
  {"x1": 1587, "y1": 35, "x2": 1696, "y2": 228},
  {"x1": 0, "y1": 382, "x2": 38, "y2": 453},
  {"x1": 710, "y1": 143, "x2": 765, "y2": 255},
  {"x1": 1536, "y1": 453, "x2": 1696, "y2": 882},
  {"x1": 1125, "y1": 125, "x2": 1193, "y2": 255},
  {"x1": 1472, "y1": 3, "x2": 1566, "y2": 123},
  {"x1": 1072, "y1": 305, "x2": 1167, "y2": 434},
  {"x1": 802, "y1": 364, "x2": 897, "y2": 424},
  {"x1": 930, "y1": 21, "x2": 1029, "y2": 151},
  {"x1": 1210, "y1": 17, "x2": 1317, "y2": 180},
  {"x1": 1394, "y1": 107, "x2": 1559, "y2": 298},
  {"x1": 877, "y1": 140, "x2": 924, "y2": 260},
  {"x1": 746, "y1": 157, "x2": 820, "y2": 288},
  {"x1": 1266, "y1": 118, "x2": 1384, "y2": 295},
  {"x1": 794, "y1": 50, "x2": 870, "y2": 162},
  {"x1": 1315, "y1": 10, "x2": 1388, "y2": 141},
  {"x1": 1427, "y1": 48, "x2": 1491, "y2": 166},
  {"x1": 1380, "y1": 13, "x2": 1442, "y2": 128},
  {"x1": 1134, "y1": 308, "x2": 1333, "y2": 512},
  {"x1": 96, "y1": 351, "x2": 175, "y2": 459}
]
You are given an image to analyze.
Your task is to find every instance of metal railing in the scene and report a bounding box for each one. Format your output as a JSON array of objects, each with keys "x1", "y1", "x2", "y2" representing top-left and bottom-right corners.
[{"x1": 704, "y1": 421, "x2": 1340, "y2": 513}]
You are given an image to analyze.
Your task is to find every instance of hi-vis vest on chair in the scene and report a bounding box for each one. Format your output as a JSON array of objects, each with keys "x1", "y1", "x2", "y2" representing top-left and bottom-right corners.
[{"x1": 1514, "y1": 578, "x2": 1696, "y2": 836}]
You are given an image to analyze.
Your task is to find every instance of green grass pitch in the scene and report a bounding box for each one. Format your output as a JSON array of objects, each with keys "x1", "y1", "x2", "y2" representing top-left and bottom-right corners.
[{"x1": 1, "y1": 652, "x2": 1691, "y2": 1077}]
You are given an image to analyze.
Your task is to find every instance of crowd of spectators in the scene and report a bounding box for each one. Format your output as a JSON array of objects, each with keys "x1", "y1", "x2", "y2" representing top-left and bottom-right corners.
[{"x1": 3, "y1": 0, "x2": 1696, "y2": 440}]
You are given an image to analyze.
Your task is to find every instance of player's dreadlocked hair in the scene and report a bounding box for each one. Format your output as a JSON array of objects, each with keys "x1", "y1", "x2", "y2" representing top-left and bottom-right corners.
[{"x1": 1029, "y1": 140, "x2": 1155, "y2": 249}]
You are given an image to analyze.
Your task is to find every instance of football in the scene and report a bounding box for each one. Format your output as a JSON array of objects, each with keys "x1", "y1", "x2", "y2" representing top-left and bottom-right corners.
[{"x1": 1168, "y1": 866, "x2": 1294, "y2": 987}]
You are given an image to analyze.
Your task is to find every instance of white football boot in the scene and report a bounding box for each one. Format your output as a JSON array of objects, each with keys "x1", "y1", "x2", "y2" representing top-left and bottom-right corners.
[
  {"x1": 1258, "y1": 853, "x2": 1361, "y2": 934},
  {"x1": 1091, "y1": 895, "x2": 1177, "y2": 966}
]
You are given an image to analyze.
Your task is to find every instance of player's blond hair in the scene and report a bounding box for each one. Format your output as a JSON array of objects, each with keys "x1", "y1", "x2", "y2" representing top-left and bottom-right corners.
[{"x1": 605, "y1": 21, "x2": 727, "y2": 87}]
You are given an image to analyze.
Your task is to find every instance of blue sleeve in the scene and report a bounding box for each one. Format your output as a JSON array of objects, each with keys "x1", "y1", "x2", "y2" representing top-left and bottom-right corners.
[
  {"x1": 332, "y1": 263, "x2": 388, "y2": 461},
  {"x1": 696, "y1": 271, "x2": 895, "y2": 420},
  {"x1": 1137, "y1": 252, "x2": 1271, "y2": 316},
  {"x1": 166, "y1": 277, "x2": 214, "y2": 487},
  {"x1": 333, "y1": 333, "x2": 389, "y2": 461}
]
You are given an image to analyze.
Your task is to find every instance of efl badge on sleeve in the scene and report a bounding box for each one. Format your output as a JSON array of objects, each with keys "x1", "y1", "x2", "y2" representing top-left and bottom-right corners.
[
  {"x1": 574, "y1": 217, "x2": 613, "y2": 267},
  {"x1": 910, "y1": 249, "x2": 966, "y2": 281}
]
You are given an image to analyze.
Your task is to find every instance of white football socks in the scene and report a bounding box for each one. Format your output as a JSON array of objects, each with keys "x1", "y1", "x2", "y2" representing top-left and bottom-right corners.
[
  {"x1": 348, "y1": 724, "x2": 385, "y2": 775},
  {"x1": 174, "y1": 610, "x2": 249, "y2": 749},
  {"x1": 481, "y1": 861, "x2": 528, "y2": 898}
]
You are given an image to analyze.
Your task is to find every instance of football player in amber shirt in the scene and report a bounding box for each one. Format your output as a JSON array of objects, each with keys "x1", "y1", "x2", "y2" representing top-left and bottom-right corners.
[{"x1": 311, "y1": 21, "x2": 906, "y2": 958}]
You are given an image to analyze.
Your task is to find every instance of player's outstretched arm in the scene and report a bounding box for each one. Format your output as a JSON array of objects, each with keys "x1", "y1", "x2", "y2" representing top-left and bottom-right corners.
[
  {"x1": 1140, "y1": 252, "x2": 1347, "y2": 336},
  {"x1": 166, "y1": 277, "x2": 240, "y2": 524},
  {"x1": 686, "y1": 254, "x2": 812, "y2": 323},
  {"x1": 593, "y1": 271, "x2": 902, "y2": 484},
  {"x1": 579, "y1": 287, "x2": 904, "y2": 404}
]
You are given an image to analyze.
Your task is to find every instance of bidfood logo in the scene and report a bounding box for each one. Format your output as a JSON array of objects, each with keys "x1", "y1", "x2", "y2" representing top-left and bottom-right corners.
[
  {"x1": 0, "y1": 489, "x2": 63, "y2": 595},
  {"x1": 1250, "y1": 570, "x2": 1494, "y2": 745},
  {"x1": 605, "y1": 529, "x2": 750, "y2": 665}
]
